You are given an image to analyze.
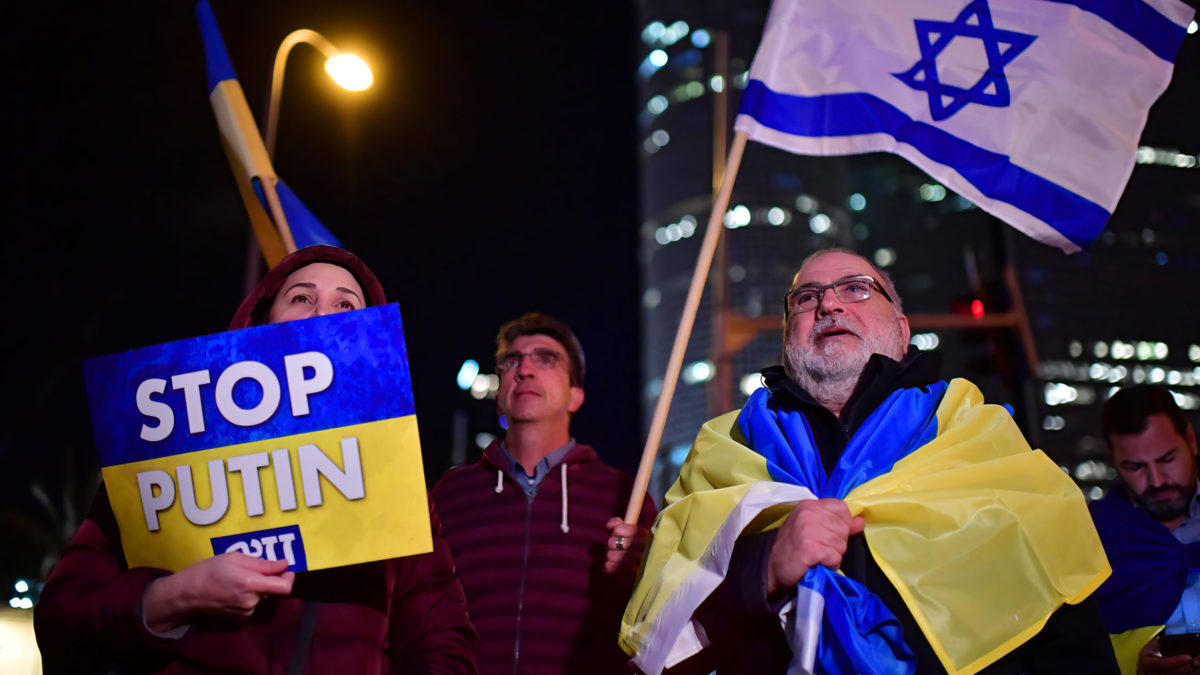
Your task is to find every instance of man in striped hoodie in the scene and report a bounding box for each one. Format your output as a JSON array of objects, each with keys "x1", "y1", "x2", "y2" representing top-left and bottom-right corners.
[{"x1": 432, "y1": 313, "x2": 657, "y2": 674}]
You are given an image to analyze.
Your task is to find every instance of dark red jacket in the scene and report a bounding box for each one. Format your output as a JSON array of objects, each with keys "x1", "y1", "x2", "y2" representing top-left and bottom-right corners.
[{"x1": 432, "y1": 441, "x2": 656, "y2": 675}]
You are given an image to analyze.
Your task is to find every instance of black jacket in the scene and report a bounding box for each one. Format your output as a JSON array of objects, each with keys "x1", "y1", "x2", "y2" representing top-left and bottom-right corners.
[{"x1": 673, "y1": 348, "x2": 1117, "y2": 675}]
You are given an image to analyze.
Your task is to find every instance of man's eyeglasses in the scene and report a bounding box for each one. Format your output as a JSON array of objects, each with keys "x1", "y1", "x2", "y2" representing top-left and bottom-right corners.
[
  {"x1": 497, "y1": 348, "x2": 565, "y2": 373},
  {"x1": 783, "y1": 275, "x2": 894, "y2": 317}
]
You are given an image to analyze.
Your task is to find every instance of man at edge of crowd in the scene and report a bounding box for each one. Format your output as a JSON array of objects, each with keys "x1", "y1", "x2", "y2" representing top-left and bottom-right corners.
[
  {"x1": 620, "y1": 248, "x2": 1118, "y2": 674},
  {"x1": 1089, "y1": 384, "x2": 1200, "y2": 675}
]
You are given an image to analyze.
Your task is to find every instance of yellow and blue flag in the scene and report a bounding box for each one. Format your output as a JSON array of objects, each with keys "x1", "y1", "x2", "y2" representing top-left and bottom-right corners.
[
  {"x1": 1109, "y1": 626, "x2": 1163, "y2": 675},
  {"x1": 1089, "y1": 485, "x2": 1200, "y2": 673},
  {"x1": 734, "y1": 0, "x2": 1194, "y2": 253},
  {"x1": 82, "y1": 305, "x2": 429, "y2": 572},
  {"x1": 621, "y1": 379, "x2": 1110, "y2": 675},
  {"x1": 196, "y1": 0, "x2": 342, "y2": 267}
]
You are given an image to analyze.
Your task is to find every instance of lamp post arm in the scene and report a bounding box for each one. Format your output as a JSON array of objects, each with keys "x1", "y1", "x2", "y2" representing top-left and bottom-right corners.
[{"x1": 265, "y1": 29, "x2": 338, "y2": 160}]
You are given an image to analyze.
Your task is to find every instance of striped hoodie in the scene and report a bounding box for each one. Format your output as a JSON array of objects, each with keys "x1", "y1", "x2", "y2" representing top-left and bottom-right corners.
[{"x1": 432, "y1": 441, "x2": 657, "y2": 675}]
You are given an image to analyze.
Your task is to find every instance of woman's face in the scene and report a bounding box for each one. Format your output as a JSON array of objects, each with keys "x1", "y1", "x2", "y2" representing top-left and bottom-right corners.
[{"x1": 266, "y1": 262, "x2": 366, "y2": 325}]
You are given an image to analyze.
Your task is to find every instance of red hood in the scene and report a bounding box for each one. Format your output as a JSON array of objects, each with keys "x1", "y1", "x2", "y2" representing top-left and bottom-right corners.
[{"x1": 229, "y1": 245, "x2": 386, "y2": 330}]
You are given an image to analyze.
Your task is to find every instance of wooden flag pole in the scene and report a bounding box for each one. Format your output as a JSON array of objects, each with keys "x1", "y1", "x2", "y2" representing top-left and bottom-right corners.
[
  {"x1": 624, "y1": 129, "x2": 749, "y2": 523},
  {"x1": 260, "y1": 176, "x2": 298, "y2": 254}
]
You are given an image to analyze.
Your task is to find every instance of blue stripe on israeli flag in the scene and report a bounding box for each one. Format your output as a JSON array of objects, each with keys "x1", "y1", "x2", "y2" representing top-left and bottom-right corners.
[
  {"x1": 1045, "y1": 0, "x2": 1191, "y2": 61},
  {"x1": 739, "y1": 81, "x2": 1110, "y2": 249}
]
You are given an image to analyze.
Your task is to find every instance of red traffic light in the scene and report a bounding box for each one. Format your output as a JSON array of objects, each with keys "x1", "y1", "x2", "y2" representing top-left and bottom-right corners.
[
  {"x1": 951, "y1": 295, "x2": 987, "y2": 319},
  {"x1": 971, "y1": 299, "x2": 985, "y2": 319}
]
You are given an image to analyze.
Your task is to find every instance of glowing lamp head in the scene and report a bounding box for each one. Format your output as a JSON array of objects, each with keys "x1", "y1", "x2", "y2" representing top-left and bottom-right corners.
[{"x1": 324, "y1": 53, "x2": 373, "y2": 91}]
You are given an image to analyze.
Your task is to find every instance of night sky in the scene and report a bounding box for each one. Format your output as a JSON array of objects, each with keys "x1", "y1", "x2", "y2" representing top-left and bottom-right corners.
[{"x1": 6, "y1": 0, "x2": 641, "y2": 579}]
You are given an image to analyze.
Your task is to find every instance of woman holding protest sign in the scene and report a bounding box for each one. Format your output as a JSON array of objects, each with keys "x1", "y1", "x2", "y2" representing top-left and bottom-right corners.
[{"x1": 35, "y1": 245, "x2": 477, "y2": 674}]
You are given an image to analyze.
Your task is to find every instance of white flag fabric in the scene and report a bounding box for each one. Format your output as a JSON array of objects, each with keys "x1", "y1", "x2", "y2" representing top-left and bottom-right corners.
[{"x1": 734, "y1": 0, "x2": 1194, "y2": 253}]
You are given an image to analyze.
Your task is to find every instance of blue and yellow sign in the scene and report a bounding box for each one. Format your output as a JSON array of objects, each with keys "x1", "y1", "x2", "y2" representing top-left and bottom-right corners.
[{"x1": 83, "y1": 304, "x2": 430, "y2": 572}]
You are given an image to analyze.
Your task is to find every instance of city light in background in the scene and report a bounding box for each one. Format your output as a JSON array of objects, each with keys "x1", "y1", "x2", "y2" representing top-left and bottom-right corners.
[{"x1": 456, "y1": 359, "x2": 480, "y2": 390}]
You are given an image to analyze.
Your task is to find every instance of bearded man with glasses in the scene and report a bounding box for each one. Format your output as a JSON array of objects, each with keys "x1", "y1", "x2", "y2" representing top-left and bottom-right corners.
[
  {"x1": 433, "y1": 313, "x2": 656, "y2": 674},
  {"x1": 622, "y1": 249, "x2": 1117, "y2": 675}
]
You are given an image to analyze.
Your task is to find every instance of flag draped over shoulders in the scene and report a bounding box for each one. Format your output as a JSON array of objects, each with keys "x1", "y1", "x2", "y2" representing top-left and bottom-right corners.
[
  {"x1": 1090, "y1": 486, "x2": 1200, "y2": 633},
  {"x1": 620, "y1": 378, "x2": 1110, "y2": 675},
  {"x1": 1089, "y1": 486, "x2": 1200, "y2": 673},
  {"x1": 733, "y1": 0, "x2": 1194, "y2": 253}
]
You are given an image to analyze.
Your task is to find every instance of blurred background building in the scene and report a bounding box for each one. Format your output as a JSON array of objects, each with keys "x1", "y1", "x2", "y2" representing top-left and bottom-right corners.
[{"x1": 634, "y1": 0, "x2": 1200, "y2": 501}]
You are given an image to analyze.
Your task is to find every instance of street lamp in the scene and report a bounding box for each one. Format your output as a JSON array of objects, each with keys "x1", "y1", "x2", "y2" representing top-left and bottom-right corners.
[
  {"x1": 264, "y1": 29, "x2": 374, "y2": 159},
  {"x1": 240, "y1": 29, "x2": 373, "y2": 293}
]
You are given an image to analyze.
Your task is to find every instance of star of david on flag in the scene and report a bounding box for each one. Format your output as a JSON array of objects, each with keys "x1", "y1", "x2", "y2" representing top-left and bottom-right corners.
[
  {"x1": 893, "y1": 0, "x2": 1036, "y2": 121},
  {"x1": 734, "y1": 0, "x2": 1194, "y2": 253}
]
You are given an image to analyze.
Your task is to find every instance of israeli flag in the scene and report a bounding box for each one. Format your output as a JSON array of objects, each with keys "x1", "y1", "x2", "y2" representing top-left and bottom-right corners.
[{"x1": 735, "y1": 0, "x2": 1194, "y2": 253}]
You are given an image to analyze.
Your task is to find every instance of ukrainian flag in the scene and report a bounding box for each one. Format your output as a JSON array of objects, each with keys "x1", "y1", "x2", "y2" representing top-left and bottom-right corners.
[
  {"x1": 621, "y1": 379, "x2": 1110, "y2": 675},
  {"x1": 1089, "y1": 487, "x2": 1200, "y2": 673},
  {"x1": 196, "y1": 0, "x2": 341, "y2": 267}
]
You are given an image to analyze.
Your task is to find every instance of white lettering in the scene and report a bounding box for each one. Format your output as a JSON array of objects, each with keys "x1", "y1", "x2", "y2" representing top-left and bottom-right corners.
[
  {"x1": 214, "y1": 361, "x2": 281, "y2": 427},
  {"x1": 170, "y1": 370, "x2": 212, "y2": 434},
  {"x1": 299, "y1": 438, "x2": 365, "y2": 507},
  {"x1": 137, "y1": 379, "x2": 174, "y2": 442},
  {"x1": 260, "y1": 535, "x2": 279, "y2": 560},
  {"x1": 278, "y1": 532, "x2": 297, "y2": 565},
  {"x1": 227, "y1": 452, "x2": 270, "y2": 517},
  {"x1": 225, "y1": 541, "x2": 250, "y2": 555},
  {"x1": 134, "y1": 436, "x2": 362, "y2": 530},
  {"x1": 177, "y1": 459, "x2": 230, "y2": 526},
  {"x1": 284, "y1": 352, "x2": 334, "y2": 417},
  {"x1": 226, "y1": 534, "x2": 296, "y2": 565},
  {"x1": 272, "y1": 448, "x2": 298, "y2": 511},
  {"x1": 134, "y1": 351, "x2": 335, "y2": 439},
  {"x1": 137, "y1": 470, "x2": 175, "y2": 531}
]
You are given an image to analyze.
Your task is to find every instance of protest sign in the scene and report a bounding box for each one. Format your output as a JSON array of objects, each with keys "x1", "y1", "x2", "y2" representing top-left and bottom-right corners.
[{"x1": 83, "y1": 304, "x2": 429, "y2": 572}]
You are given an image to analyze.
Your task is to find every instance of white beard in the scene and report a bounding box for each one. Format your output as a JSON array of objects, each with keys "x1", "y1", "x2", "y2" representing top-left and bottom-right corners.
[{"x1": 784, "y1": 315, "x2": 906, "y2": 408}]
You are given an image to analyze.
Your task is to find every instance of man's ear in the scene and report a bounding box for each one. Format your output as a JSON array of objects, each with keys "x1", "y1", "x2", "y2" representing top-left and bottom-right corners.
[
  {"x1": 1188, "y1": 423, "x2": 1197, "y2": 457},
  {"x1": 898, "y1": 313, "x2": 911, "y2": 352},
  {"x1": 568, "y1": 387, "x2": 585, "y2": 414}
]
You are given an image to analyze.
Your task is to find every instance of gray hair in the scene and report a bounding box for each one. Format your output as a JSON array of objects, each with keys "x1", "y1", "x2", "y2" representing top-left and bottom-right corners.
[{"x1": 790, "y1": 247, "x2": 903, "y2": 312}]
